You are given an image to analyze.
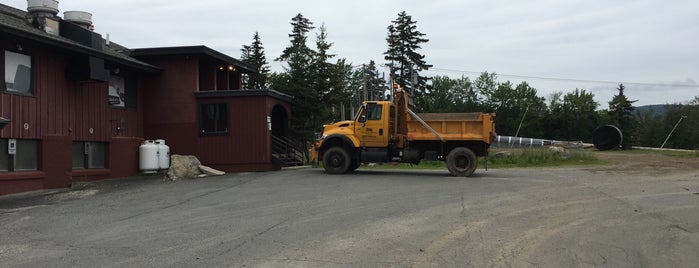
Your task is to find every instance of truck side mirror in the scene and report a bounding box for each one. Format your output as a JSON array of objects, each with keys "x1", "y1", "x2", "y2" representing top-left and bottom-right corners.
[{"x1": 358, "y1": 115, "x2": 367, "y2": 123}]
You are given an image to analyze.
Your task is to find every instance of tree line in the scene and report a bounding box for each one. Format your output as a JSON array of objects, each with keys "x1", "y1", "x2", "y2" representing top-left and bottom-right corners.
[{"x1": 240, "y1": 12, "x2": 699, "y2": 150}]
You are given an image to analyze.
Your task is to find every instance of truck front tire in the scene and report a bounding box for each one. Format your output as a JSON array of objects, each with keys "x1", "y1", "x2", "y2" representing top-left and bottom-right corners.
[
  {"x1": 446, "y1": 147, "x2": 477, "y2": 177},
  {"x1": 323, "y1": 146, "x2": 351, "y2": 174},
  {"x1": 349, "y1": 159, "x2": 361, "y2": 171}
]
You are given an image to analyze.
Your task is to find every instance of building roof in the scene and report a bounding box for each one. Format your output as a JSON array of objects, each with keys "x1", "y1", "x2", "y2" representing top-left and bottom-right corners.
[
  {"x1": 0, "y1": 4, "x2": 160, "y2": 73},
  {"x1": 194, "y1": 89, "x2": 293, "y2": 103},
  {"x1": 129, "y1": 45, "x2": 258, "y2": 74}
]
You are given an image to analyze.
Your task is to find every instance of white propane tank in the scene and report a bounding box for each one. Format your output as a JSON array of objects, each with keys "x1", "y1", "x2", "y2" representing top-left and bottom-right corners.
[
  {"x1": 155, "y1": 139, "x2": 170, "y2": 170},
  {"x1": 139, "y1": 140, "x2": 159, "y2": 173}
]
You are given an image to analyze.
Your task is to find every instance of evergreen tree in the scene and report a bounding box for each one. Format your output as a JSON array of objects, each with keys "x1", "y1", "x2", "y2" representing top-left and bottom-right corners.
[
  {"x1": 310, "y1": 24, "x2": 339, "y2": 123},
  {"x1": 311, "y1": 24, "x2": 334, "y2": 98},
  {"x1": 357, "y1": 61, "x2": 387, "y2": 103},
  {"x1": 384, "y1": 11, "x2": 432, "y2": 110},
  {"x1": 327, "y1": 58, "x2": 355, "y2": 121},
  {"x1": 240, "y1": 31, "x2": 270, "y2": 89},
  {"x1": 608, "y1": 83, "x2": 637, "y2": 149},
  {"x1": 273, "y1": 13, "x2": 317, "y2": 141},
  {"x1": 276, "y1": 13, "x2": 315, "y2": 65}
]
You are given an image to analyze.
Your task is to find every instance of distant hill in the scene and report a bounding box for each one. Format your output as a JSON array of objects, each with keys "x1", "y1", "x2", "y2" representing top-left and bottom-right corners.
[{"x1": 635, "y1": 104, "x2": 671, "y2": 116}]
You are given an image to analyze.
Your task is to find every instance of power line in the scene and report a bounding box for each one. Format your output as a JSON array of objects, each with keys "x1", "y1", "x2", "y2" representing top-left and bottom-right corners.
[{"x1": 423, "y1": 67, "x2": 699, "y2": 89}]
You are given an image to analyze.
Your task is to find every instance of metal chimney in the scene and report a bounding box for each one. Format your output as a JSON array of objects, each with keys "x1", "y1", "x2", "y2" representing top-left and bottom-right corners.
[
  {"x1": 27, "y1": 0, "x2": 58, "y2": 17},
  {"x1": 64, "y1": 11, "x2": 93, "y2": 30},
  {"x1": 26, "y1": 0, "x2": 59, "y2": 34}
]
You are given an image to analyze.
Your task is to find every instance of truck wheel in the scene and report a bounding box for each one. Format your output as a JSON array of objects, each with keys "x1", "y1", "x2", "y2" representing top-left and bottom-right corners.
[
  {"x1": 323, "y1": 147, "x2": 351, "y2": 174},
  {"x1": 349, "y1": 159, "x2": 361, "y2": 171},
  {"x1": 446, "y1": 147, "x2": 477, "y2": 177}
]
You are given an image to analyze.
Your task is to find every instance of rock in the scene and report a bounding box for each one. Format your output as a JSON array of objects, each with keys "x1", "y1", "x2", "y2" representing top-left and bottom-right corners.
[
  {"x1": 494, "y1": 151, "x2": 512, "y2": 158},
  {"x1": 167, "y1": 155, "x2": 203, "y2": 180},
  {"x1": 548, "y1": 146, "x2": 566, "y2": 155},
  {"x1": 199, "y1": 165, "x2": 225, "y2": 176}
]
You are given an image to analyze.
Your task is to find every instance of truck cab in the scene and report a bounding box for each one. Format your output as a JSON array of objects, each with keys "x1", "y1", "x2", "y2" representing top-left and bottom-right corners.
[
  {"x1": 355, "y1": 102, "x2": 394, "y2": 147},
  {"x1": 311, "y1": 101, "x2": 395, "y2": 173}
]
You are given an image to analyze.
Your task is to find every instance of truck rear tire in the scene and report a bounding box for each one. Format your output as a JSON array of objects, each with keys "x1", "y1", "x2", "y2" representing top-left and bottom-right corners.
[
  {"x1": 323, "y1": 146, "x2": 351, "y2": 174},
  {"x1": 446, "y1": 147, "x2": 477, "y2": 177}
]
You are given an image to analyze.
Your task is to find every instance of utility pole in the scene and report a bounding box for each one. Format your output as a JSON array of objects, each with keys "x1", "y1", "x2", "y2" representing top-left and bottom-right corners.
[
  {"x1": 514, "y1": 105, "x2": 529, "y2": 137},
  {"x1": 661, "y1": 115, "x2": 686, "y2": 148},
  {"x1": 362, "y1": 64, "x2": 368, "y2": 103}
]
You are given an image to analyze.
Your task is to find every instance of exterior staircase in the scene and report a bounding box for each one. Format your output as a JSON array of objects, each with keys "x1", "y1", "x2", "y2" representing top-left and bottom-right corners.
[{"x1": 271, "y1": 135, "x2": 307, "y2": 167}]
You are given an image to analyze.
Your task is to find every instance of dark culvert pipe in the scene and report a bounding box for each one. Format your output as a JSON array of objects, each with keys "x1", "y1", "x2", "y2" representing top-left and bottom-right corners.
[{"x1": 592, "y1": 125, "x2": 623, "y2": 151}]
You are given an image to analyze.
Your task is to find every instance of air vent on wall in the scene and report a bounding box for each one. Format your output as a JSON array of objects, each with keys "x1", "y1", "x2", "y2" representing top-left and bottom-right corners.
[{"x1": 66, "y1": 55, "x2": 109, "y2": 82}]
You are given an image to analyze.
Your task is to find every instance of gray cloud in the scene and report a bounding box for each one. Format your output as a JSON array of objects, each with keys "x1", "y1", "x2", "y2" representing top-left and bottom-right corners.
[{"x1": 5, "y1": 0, "x2": 697, "y2": 106}]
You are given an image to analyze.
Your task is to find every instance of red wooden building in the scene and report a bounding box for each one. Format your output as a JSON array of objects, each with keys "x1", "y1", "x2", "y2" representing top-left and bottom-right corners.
[
  {"x1": 131, "y1": 46, "x2": 294, "y2": 172},
  {"x1": 0, "y1": 2, "x2": 295, "y2": 196}
]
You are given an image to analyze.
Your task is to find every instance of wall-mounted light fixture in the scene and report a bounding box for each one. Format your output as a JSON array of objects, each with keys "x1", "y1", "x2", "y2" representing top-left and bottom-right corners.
[
  {"x1": 0, "y1": 117, "x2": 10, "y2": 130},
  {"x1": 228, "y1": 65, "x2": 235, "y2": 71}
]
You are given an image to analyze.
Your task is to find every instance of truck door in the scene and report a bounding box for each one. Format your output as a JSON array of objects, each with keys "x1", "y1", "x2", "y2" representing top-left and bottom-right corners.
[{"x1": 356, "y1": 102, "x2": 389, "y2": 147}]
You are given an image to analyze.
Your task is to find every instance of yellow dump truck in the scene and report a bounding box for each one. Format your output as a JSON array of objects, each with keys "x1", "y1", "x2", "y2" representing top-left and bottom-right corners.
[{"x1": 311, "y1": 87, "x2": 496, "y2": 176}]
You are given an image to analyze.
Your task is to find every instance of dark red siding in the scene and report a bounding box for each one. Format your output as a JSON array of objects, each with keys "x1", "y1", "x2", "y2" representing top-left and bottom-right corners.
[
  {"x1": 1, "y1": 50, "x2": 144, "y2": 140},
  {"x1": 1, "y1": 43, "x2": 147, "y2": 195},
  {"x1": 140, "y1": 54, "x2": 291, "y2": 172}
]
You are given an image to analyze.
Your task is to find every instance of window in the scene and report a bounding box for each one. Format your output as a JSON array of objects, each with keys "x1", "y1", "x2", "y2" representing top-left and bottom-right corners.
[
  {"x1": 199, "y1": 103, "x2": 229, "y2": 135},
  {"x1": 4, "y1": 50, "x2": 33, "y2": 95},
  {"x1": 366, "y1": 103, "x2": 383, "y2": 120},
  {"x1": 108, "y1": 75, "x2": 126, "y2": 108},
  {"x1": 108, "y1": 74, "x2": 137, "y2": 109},
  {"x1": 0, "y1": 139, "x2": 39, "y2": 172},
  {"x1": 72, "y1": 141, "x2": 106, "y2": 169}
]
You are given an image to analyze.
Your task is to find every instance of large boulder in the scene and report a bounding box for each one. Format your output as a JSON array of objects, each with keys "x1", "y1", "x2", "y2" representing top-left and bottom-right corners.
[
  {"x1": 167, "y1": 155, "x2": 203, "y2": 180},
  {"x1": 166, "y1": 154, "x2": 226, "y2": 180}
]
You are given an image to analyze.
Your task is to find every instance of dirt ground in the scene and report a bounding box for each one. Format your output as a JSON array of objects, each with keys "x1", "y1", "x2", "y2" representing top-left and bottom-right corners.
[
  {"x1": 2, "y1": 148, "x2": 698, "y2": 267},
  {"x1": 591, "y1": 149, "x2": 699, "y2": 176}
]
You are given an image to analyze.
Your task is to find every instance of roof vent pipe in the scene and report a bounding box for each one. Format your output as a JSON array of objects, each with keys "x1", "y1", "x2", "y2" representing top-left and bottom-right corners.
[
  {"x1": 27, "y1": 0, "x2": 59, "y2": 18},
  {"x1": 64, "y1": 11, "x2": 93, "y2": 30}
]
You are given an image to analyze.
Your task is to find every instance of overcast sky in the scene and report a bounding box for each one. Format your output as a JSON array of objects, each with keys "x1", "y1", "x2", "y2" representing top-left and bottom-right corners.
[{"x1": 6, "y1": 0, "x2": 699, "y2": 107}]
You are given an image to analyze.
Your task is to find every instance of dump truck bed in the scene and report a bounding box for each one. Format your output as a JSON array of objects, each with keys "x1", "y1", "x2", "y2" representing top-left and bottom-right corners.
[{"x1": 406, "y1": 112, "x2": 496, "y2": 143}]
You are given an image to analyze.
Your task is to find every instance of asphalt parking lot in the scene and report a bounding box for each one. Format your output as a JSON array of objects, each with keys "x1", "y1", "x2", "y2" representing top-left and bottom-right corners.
[{"x1": 1, "y1": 161, "x2": 698, "y2": 267}]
